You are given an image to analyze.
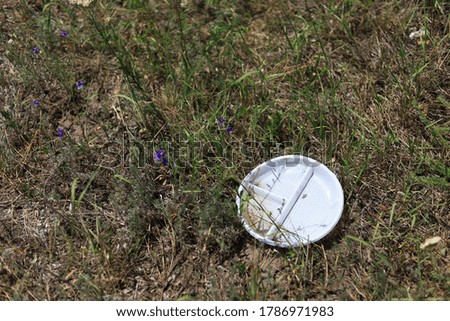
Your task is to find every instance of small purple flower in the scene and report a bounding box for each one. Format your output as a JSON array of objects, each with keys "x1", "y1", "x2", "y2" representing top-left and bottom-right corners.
[
  {"x1": 226, "y1": 124, "x2": 233, "y2": 134},
  {"x1": 33, "y1": 100, "x2": 40, "y2": 107},
  {"x1": 217, "y1": 117, "x2": 225, "y2": 127},
  {"x1": 155, "y1": 149, "x2": 169, "y2": 167},
  {"x1": 32, "y1": 47, "x2": 40, "y2": 54},
  {"x1": 76, "y1": 81, "x2": 84, "y2": 90},
  {"x1": 155, "y1": 149, "x2": 165, "y2": 161},
  {"x1": 57, "y1": 127, "x2": 64, "y2": 139},
  {"x1": 61, "y1": 30, "x2": 68, "y2": 37}
]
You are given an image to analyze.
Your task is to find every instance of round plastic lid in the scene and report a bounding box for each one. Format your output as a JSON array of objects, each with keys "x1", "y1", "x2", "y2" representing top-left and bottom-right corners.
[{"x1": 236, "y1": 155, "x2": 344, "y2": 247}]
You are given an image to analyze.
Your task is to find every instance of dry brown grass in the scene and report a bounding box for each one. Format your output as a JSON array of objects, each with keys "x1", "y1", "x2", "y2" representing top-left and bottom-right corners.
[{"x1": 0, "y1": 0, "x2": 449, "y2": 300}]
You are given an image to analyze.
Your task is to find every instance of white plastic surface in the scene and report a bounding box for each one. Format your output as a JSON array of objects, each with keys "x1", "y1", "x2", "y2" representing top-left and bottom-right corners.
[{"x1": 236, "y1": 155, "x2": 344, "y2": 247}]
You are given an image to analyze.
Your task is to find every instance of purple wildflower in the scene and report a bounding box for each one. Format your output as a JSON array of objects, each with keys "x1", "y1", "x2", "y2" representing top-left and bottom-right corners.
[
  {"x1": 155, "y1": 149, "x2": 165, "y2": 161},
  {"x1": 76, "y1": 81, "x2": 84, "y2": 90},
  {"x1": 32, "y1": 47, "x2": 40, "y2": 54},
  {"x1": 57, "y1": 127, "x2": 64, "y2": 139},
  {"x1": 33, "y1": 100, "x2": 40, "y2": 107},
  {"x1": 61, "y1": 30, "x2": 68, "y2": 37},
  {"x1": 155, "y1": 149, "x2": 168, "y2": 167},
  {"x1": 217, "y1": 117, "x2": 225, "y2": 127},
  {"x1": 226, "y1": 123, "x2": 233, "y2": 134}
]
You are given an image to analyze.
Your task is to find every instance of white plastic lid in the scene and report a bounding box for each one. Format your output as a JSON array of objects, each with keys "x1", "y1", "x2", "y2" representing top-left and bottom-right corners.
[{"x1": 236, "y1": 155, "x2": 344, "y2": 247}]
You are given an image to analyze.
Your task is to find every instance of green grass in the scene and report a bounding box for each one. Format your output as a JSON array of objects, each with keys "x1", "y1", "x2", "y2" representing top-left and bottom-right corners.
[{"x1": 0, "y1": 0, "x2": 448, "y2": 300}]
